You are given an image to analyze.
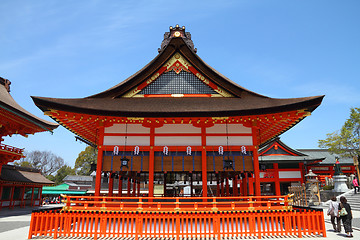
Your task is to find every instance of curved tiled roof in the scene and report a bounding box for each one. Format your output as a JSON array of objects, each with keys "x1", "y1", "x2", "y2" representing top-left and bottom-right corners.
[
  {"x1": 30, "y1": 26, "x2": 324, "y2": 146},
  {"x1": 0, "y1": 77, "x2": 58, "y2": 134}
]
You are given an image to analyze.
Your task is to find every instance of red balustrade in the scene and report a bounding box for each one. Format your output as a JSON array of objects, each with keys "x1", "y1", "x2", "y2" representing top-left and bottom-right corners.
[
  {"x1": 28, "y1": 196, "x2": 326, "y2": 239},
  {"x1": 0, "y1": 143, "x2": 24, "y2": 154}
]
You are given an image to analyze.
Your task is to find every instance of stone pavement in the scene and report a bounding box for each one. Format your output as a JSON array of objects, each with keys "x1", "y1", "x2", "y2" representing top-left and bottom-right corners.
[{"x1": 0, "y1": 204, "x2": 359, "y2": 239}]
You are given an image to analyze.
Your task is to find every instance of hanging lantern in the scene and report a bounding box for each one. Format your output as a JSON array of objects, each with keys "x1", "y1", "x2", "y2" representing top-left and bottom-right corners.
[
  {"x1": 90, "y1": 162, "x2": 97, "y2": 172},
  {"x1": 260, "y1": 164, "x2": 266, "y2": 171},
  {"x1": 121, "y1": 157, "x2": 130, "y2": 169},
  {"x1": 223, "y1": 157, "x2": 234, "y2": 170}
]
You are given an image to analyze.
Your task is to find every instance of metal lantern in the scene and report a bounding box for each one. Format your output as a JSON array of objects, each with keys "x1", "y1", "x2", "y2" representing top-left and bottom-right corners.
[
  {"x1": 260, "y1": 164, "x2": 266, "y2": 171},
  {"x1": 223, "y1": 157, "x2": 233, "y2": 170},
  {"x1": 121, "y1": 157, "x2": 129, "y2": 169},
  {"x1": 90, "y1": 162, "x2": 97, "y2": 172}
]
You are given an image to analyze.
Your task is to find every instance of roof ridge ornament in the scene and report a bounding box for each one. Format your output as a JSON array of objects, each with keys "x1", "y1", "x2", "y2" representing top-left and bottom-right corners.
[
  {"x1": 0, "y1": 77, "x2": 11, "y2": 92},
  {"x1": 158, "y1": 25, "x2": 197, "y2": 53}
]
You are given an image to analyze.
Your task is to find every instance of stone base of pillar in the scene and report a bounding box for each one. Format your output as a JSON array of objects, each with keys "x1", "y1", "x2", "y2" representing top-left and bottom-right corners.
[{"x1": 333, "y1": 175, "x2": 349, "y2": 193}]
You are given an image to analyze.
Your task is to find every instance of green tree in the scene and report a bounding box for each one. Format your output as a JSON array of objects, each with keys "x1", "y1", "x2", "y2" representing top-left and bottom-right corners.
[
  {"x1": 50, "y1": 165, "x2": 76, "y2": 185},
  {"x1": 75, "y1": 146, "x2": 97, "y2": 175},
  {"x1": 318, "y1": 107, "x2": 360, "y2": 158}
]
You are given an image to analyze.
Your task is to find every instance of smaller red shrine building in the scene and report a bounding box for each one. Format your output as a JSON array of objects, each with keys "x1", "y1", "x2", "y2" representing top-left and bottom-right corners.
[
  {"x1": 258, "y1": 138, "x2": 324, "y2": 195},
  {"x1": 0, "y1": 164, "x2": 53, "y2": 208},
  {"x1": 0, "y1": 77, "x2": 58, "y2": 209}
]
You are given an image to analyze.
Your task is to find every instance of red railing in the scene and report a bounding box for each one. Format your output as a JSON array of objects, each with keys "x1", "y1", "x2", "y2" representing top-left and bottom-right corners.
[
  {"x1": 0, "y1": 143, "x2": 24, "y2": 154},
  {"x1": 61, "y1": 195, "x2": 290, "y2": 212},
  {"x1": 28, "y1": 207, "x2": 326, "y2": 239}
]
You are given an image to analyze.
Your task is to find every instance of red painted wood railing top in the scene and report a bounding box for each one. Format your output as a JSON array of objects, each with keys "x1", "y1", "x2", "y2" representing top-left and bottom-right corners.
[
  {"x1": 62, "y1": 195, "x2": 291, "y2": 212},
  {"x1": 0, "y1": 143, "x2": 24, "y2": 154}
]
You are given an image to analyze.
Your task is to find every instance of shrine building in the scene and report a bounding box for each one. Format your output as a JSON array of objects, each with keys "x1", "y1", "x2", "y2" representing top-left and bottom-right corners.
[
  {"x1": 0, "y1": 77, "x2": 58, "y2": 208},
  {"x1": 28, "y1": 25, "x2": 328, "y2": 240},
  {"x1": 32, "y1": 25, "x2": 324, "y2": 198}
]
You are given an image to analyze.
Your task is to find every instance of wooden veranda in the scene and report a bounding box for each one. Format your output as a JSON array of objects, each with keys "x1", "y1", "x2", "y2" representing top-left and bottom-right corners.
[{"x1": 28, "y1": 195, "x2": 326, "y2": 239}]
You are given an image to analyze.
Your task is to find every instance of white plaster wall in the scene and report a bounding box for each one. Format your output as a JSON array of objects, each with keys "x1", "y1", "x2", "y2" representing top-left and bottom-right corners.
[
  {"x1": 206, "y1": 136, "x2": 252, "y2": 146},
  {"x1": 155, "y1": 136, "x2": 201, "y2": 146},
  {"x1": 206, "y1": 124, "x2": 251, "y2": 133},
  {"x1": 156, "y1": 124, "x2": 201, "y2": 133},
  {"x1": 105, "y1": 124, "x2": 150, "y2": 133},
  {"x1": 279, "y1": 171, "x2": 301, "y2": 179},
  {"x1": 104, "y1": 136, "x2": 150, "y2": 146}
]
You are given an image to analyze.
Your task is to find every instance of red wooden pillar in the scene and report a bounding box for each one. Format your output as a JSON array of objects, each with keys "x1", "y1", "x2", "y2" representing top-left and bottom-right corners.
[
  {"x1": 0, "y1": 185, "x2": 3, "y2": 204},
  {"x1": 201, "y1": 147, "x2": 207, "y2": 198},
  {"x1": 118, "y1": 177, "x2": 123, "y2": 197},
  {"x1": 242, "y1": 174, "x2": 247, "y2": 196},
  {"x1": 95, "y1": 125, "x2": 105, "y2": 196},
  {"x1": 108, "y1": 174, "x2": 114, "y2": 197},
  {"x1": 251, "y1": 125, "x2": 261, "y2": 196},
  {"x1": 137, "y1": 180, "x2": 140, "y2": 197},
  {"x1": 190, "y1": 172, "x2": 194, "y2": 197},
  {"x1": 299, "y1": 162, "x2": 305, "y2": 184},
  {"x1": 274, "y1": 163, "x2": 281, "y2": 196},
  {"x1": 127, "y1": 177, "x2": 131, "y2": 197},
  {"x1": 9, "y1": 186, "x2": 15, "y2": 208},
  {"x1": 201, "y1": 127, "x2": 207, "y2": 198},
  {"x1": 248, "y1": 175, "x2": 254, "y2": 195},
  {"x1": 148, "y1": 147, "x2": 155, "y2": 198},
  {"x1": 163, "y1": 172, "x2": 167, "y2": 197},
  {"x1": 225, "y1": 177, "x2": 229, "y2": 196},
  {"x1": 234, "y1": 175, "x2": 238, "y2": 197},
  {"x1": 220, "y1": 175, "x2": 224, "y2": 196},
  {"x1": 36, "y1": 186, "x2": 41, "y2": 208},
  {"x1": 132, "y1": 177, "x2": 136, "y2": 197},
  {"x1": 30, "y1": 187, "x2": 34, "y2": 207}
]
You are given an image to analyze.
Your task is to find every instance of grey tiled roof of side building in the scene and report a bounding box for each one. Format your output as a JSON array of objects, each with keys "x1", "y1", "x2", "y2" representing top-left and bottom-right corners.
[
  {"x1": 63, "y1": 175, "x2": 92, "y2": 182},
  {"x1": 297, "y1": 149, "x2": 354, "y2": 165}
]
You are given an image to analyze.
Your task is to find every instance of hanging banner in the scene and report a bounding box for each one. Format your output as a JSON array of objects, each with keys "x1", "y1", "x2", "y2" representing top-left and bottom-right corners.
[
  {"x1": 113, "y1": 146, "x2": 119, "y2": 155},
  {"x1": 163, "y1": 146, "x2": 169, "y2": 155},
  {"x1": 218, "y1": 146, "x2": 224, "y2": 155},
  {"x1": 186, "y1": 146, "x2": 192, "y2": 155},
  {"x1": 134, "y1": 146, "x2": 140, "y2": 155},
  {"x1": 241, "y1": 146, "x2": 247, "y2": 155}
]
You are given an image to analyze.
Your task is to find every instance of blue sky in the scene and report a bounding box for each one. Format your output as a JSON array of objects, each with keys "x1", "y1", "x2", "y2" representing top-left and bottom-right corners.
[{"x1": 1, "y1": 0, "x2": 359, "y2": 167}]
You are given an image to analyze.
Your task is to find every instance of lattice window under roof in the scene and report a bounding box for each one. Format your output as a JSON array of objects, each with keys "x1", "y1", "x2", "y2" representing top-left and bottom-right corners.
[{"x1": 139, "y1": 71, "x2": 217, "y2": 95}]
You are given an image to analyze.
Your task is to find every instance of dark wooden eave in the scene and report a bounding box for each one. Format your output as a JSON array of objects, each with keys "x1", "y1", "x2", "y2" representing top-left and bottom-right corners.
[{"x1": 32, "y1": 95, "x2": 324, "y2": 118}]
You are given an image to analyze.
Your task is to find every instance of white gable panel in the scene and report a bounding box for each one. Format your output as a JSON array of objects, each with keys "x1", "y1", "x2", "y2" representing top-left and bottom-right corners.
[
  {"x1": 206, "y1": 136, "x2": 252, "y2": 146},
  {"x1": 104, "y1": 136, "x2": 150, "y2": 146},
  {"x1": 105, "y1": 124, "x2": 150, "y2": 134},
  {"x1": 155, "y1": 136, "x2": 201, "y2": 146},
  {"x1": 156, "y1": 124, "x2": 201, "y2": 133},
  {"x1": 279, "y1": 171, "x2": 301, "y2": 179},
  {"x1": 207, "y1": 124, "x2": 251, "y2": 133}
]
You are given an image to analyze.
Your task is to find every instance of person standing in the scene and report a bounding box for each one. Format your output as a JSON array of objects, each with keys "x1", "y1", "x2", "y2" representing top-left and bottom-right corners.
[
  {"x1": 339, "y1": 196, "x2": 353, "y2": 237},
  {"x1": 352, "y1": 177, "x2": 360, "y2": 194},
  {"x1": 327, "y1": 196, "x2": 341, "y2": 232}
]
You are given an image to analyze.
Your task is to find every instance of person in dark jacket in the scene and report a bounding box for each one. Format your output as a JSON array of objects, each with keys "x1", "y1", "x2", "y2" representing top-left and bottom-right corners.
[{"x1": 339, "y1": 196, "x2": 353, "y2": 237}]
